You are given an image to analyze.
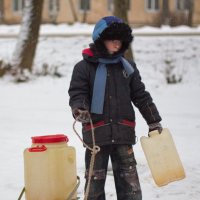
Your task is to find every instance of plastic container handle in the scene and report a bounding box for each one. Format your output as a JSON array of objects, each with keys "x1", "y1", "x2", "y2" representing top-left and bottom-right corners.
[
  {"x1": 148, "y1": 130, "x2": 160, "y2": 137},
  {"x1": 28, "y1": 145, "x2": 47, "y2": 152}
]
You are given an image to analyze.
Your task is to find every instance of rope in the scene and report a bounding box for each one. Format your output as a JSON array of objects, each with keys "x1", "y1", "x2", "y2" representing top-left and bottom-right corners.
[{"x1": 73, "y1": 117, "x2": 100, "y2": 200}]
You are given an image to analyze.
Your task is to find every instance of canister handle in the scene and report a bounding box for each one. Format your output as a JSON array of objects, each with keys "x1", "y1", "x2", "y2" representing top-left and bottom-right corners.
[
  {"x1": 148, "y1": 130, "x2": 160, "y2": 137},
  {"x1": 28, "y1": 145, "x2": 47, "y2": 152}
]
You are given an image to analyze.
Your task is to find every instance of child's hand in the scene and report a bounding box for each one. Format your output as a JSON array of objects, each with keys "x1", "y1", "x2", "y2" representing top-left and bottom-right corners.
[
  {"x1": 148, "y1": 122, "x2": 163, "y2": 134},
  {"x1": 72, "y1": 108, "x2": 90, "y2": 123}
]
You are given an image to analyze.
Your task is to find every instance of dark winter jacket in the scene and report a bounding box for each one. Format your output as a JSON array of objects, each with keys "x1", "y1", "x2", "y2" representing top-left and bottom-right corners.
[
  {"x1": 69, "y1": 16, "x2": 161, "y2": 146},
  {"x1": 68, "y1": 48, "x2": 162, "y2": 146}
]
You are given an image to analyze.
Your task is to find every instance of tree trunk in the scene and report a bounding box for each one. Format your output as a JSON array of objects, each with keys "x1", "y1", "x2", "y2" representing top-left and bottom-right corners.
[
  {"x1": 11, "y1": 0, "x2": 43, "y2": 73},
  {"x1": 49, "y1": 0, "x2": 59, "y2": 24},
  {"x1": 113, "y1": 0, "x2": 134, "y2": 61},
  {"x1": 82, "y1": 0, "x2": 88, "y2": 23},
  {"x1": 162, "y1": 0, "x2": 169, "y2": 25},
  {"x1": 0, "y1": 0, "x2": 4, "y2": 23},
  {"x1": 188, "y1": 0, "x2": 194, "y2": 27},
  {"x1": 69, "y1": 0, "x2": 78, "y2": 22}
]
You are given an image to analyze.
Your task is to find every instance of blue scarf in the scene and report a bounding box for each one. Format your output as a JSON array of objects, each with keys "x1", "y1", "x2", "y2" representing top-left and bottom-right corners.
[{"x1": 91, "y1": 56, "x2": 134, "y2": 114}]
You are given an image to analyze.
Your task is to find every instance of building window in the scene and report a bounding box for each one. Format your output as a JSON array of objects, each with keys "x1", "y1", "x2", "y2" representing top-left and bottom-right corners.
[
  {"x1": 108, "y1": 0, "x2": 130, "y2": 11},
  {"x1": 12, "y1": 0, "x2": 24, "y2": 12},
  {"x1": 49, "y1": 0, "x2": 59, "y2": 13},
  {"x1": 146, "y1": 0, "x2": 159, "y2": 11},
  {"x1": 176, "y1": 0, "x2": 189, "y2": 11},
  {"x1": 80, "y1": 0, "x2": 90, "y2": 11}
]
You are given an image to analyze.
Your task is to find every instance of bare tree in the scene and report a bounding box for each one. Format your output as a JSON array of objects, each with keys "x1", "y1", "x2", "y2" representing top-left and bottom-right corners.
[
  {"x1": 0, "y1": 0, "x2": 4, "y2": 23},
  {"x1": 49, "y1": 0, "x2": 59, "y2": 24},
  {"x1": 113, "y1": 0, "x2": 134, "y2": 61},
  {"x1": 188, "y1": 0, "x2": 194, "y2": 26},
  {"x1": 82, "y1": 0, "x2": 89, "y2": 23},
  {"x1": 11, "y1": 0, "x2": 43, "y2": 76},
  {"x1": 69, "y1": 0, "x2": 78, "y2": 22},
  {"x1": 162, "y1": 0, "x2": 170, "y2": 25}
]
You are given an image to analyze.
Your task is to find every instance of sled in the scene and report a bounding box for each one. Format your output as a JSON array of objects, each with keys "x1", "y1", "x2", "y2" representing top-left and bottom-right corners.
[{"x1": 140, "y1": 128, "x2": 185, "y2": 186}]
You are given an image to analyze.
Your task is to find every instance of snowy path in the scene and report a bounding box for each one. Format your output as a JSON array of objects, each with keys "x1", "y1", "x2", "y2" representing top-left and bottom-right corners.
[{"x1": 0, "y1": 79, "x2": 200, "y2": 200}]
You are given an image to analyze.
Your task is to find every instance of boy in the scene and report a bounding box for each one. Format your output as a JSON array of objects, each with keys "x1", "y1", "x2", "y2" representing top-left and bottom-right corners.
[{"x1": 68, "y1": 16, "x2": 162, "y2": 200}]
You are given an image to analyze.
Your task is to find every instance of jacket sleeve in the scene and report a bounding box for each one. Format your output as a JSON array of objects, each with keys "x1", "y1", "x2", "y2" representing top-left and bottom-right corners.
[
  {"x1": 130, "y1": 62, "x2": 162, "y2": 125},
  {"x1": 68, "y1": 60, "x2": 90, "y2": 111}
]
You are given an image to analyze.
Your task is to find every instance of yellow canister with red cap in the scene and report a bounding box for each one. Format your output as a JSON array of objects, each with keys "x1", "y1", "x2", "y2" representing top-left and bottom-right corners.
[{"x1": 24, "y1": 134, "x2": 77, "y2": 200}]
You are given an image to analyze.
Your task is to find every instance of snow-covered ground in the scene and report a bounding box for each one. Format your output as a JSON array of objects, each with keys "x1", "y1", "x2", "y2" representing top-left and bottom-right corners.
[
  {"x1": 0, "y1": 24, "x2": 200, "y2": 200},
  {"x1": 0, "y1": 23, "x2": 200, "y2": 37}
]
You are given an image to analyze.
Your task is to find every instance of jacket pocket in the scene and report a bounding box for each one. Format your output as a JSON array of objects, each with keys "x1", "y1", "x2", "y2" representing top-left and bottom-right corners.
[{"x1": 82, "y1": 122, "x2": 111, "y2": 145}]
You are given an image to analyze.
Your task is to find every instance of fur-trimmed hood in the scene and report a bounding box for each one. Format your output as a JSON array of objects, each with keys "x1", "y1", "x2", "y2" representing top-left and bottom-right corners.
[{"x1": 92, "y1": 16, "x2": 133, "y2": 56}]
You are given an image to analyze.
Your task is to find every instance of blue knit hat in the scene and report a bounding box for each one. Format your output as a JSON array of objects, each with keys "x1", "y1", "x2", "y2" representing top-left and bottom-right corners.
[{"x1": 92, "y1": 16, "x2": 123, "y2": 42}]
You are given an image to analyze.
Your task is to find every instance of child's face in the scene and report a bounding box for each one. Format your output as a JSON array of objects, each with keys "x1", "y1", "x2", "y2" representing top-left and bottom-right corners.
[{"x1": 104, "y1": 40, "x2": 122, "y2": 54}]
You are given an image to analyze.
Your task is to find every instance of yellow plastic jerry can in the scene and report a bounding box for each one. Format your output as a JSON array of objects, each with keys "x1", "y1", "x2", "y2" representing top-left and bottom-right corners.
[
  {"x1": 140, "y1": 128, "x2": 185, "y2": 186},
  {"x1": 24, "y1": 134, "x2": 77, "y2": 200}
]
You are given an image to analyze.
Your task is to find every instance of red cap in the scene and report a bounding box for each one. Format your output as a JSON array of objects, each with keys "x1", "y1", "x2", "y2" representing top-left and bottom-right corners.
[{"x1": 31, "y1": 134, "x2": 68, "y2": 144}]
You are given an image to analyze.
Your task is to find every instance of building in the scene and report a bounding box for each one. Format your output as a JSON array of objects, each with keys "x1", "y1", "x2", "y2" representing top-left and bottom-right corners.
[{"x1": 1, "y1": 0, "x2": 200, "y2": 26}]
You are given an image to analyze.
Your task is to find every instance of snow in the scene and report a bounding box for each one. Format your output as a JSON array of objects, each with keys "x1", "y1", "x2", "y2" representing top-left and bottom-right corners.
[
  {"x1": 0, "y1": 24, "x2": 200, "y2": 200},
  {"x1": 133, "y1": 25, "x2": 200, "y2": 35},
  {"x1": 0, "y1": 23, "x2": 200, "y2": 37}
]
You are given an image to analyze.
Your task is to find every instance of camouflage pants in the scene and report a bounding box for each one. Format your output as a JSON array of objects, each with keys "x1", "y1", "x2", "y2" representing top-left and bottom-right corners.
[{"x1": 85, "y1": 144, "x2": 142, "y2": 200}]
